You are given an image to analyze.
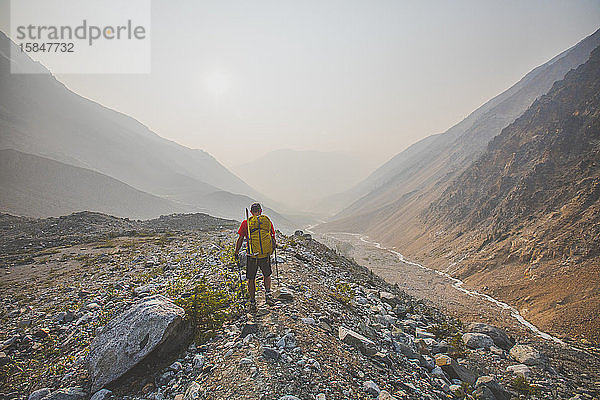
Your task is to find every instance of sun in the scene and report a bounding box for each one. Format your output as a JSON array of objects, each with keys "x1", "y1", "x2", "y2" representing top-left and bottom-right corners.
[{"x1": 205, "y1": 71, "x2": 230, "y2": 96}]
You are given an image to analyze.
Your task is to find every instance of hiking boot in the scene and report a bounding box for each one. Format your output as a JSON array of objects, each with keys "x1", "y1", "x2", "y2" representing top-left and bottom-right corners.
[{"x1": 265, "y1": 292, "x2": 275, "y2": 306}]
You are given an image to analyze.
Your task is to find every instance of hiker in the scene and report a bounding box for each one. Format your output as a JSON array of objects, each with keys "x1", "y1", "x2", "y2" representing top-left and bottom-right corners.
[{"x1": 234, "y1": 202, "x2": 276, "y2": 310}]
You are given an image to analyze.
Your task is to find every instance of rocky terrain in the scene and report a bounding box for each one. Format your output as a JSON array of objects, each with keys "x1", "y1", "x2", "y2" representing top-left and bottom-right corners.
[
  {"x1": 1, "y1": 212, "x2": 599, "y2": 399},
  {"x1": 317, "y1": 41, "x2": 600, "y2": 346},
  {"x1": 414, "y1": 44, "x2": 600, "y2": 345}
]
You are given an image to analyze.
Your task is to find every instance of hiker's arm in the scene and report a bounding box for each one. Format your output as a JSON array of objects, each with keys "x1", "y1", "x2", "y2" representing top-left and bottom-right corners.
[{"x1": 234, "y1": 234, "x2": 244, "y2": 256}]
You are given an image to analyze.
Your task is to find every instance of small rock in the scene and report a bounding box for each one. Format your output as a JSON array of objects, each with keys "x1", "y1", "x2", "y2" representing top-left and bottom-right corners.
[
  {"x1": 90, "y1": 389, "x2": 112, "y2": 400},
  {"x1": 43, "y1": 387, "x2": 86, "y2": 400},
  {"x1": 277, "y1": 333, "x2": 297, "y2": 349},
  {"x1": 32, "y1": 329, "x2": 50, "y2": 340},
  {"x1": 507, "y1": 364, "x2": 531, "y2": 379},
  {"x1": 240, "y1": 323, "x2": 258, "y2": 338},
  {"x1": 378, "y1": 390, "x2": 397, "y2": 400},
  {"x1": 169, "y1": 361, "x2": 183, "y2": 371},
  {"x1": 415, "y1": 327, "x2": 436, "y2": 339},
  {"x1": 0, "y1": 351, "x2": 10, "y2": 366},
  {"x1": 430, "y1": 366, "x2": 447, "y2": 380},
  {"x1": 239, "y1": 358, "x2": 253, "y2": 366},
  {"x1": 28, "y1": 388, "x2": 51, "y2": 400},
  {"x1": 193, "y1": 354, "x2": 205, "y2": 369},
  {"x1": 363, "y1": 380, "x2": 381, "y2": 396},
  {"x1": 183, "y1": 381, "x2": 201, "y2": 400},
  {"x1": 262, "y1": 346, "x2": 281, "y2": 361},
  {"x1": 274, "y1": 287, "x2": 294, "y2": 301}
]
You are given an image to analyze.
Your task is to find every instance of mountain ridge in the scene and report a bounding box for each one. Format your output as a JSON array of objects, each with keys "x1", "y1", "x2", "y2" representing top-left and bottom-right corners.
[{"x1": 319, "y1": 28, "x2": 600, "y2": 221}]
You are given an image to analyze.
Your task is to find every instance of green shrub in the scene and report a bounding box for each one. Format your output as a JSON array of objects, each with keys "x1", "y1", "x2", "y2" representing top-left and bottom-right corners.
[
  {"x1": 448, "y1": 332, "x2": 467, "y2": 357},
  {"x1": 427, "y1": 320, "x2": 463, "y2": 339},
  {"x1": 511, "y1": 376, "x2": 541, "y2": 395},
  {"x1": 174, "y1": 278, "x2": 240, "y2": 344},
  {"x1": 330, "y1": 281, "x2": 355, "y2": 307}
]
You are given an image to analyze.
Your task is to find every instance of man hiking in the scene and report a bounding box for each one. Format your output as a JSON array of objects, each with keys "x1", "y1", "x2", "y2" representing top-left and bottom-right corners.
[{"x1": 234, "y1": 202, "x2": 276, "y2": 311}]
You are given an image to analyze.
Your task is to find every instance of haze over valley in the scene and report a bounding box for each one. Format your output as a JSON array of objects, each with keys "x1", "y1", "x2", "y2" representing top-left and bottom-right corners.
[{"x1": 2, "y1": 2, "x2": 600, "y2": 398}]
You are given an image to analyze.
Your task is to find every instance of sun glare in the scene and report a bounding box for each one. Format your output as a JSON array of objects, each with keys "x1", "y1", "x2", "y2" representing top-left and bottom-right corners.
[{"x1": 205, "y1": 71, "x2": 230, "y2": 96}]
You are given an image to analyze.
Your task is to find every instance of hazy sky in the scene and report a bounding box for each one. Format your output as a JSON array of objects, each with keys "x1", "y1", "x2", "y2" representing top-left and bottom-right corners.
[{"x1": 1, "y1": 0, "x2": 599, "y2": 168}]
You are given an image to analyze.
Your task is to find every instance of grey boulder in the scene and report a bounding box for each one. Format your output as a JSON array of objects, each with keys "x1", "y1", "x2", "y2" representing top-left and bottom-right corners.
[
  {"x1": 86, "y1": 294, "x2": 190, "y2": 391},
  {"x1": 339, "y1": 326, "x2": 378, "y2": 356},
  {"x1": 462, "y1": 332, "x2": 494, "y2": 349},
  {"x1": 468, "y1": 323, "x2": 514, "y2": 350},
  {"x1": 475, "y1": 376, "x2": 512, "y2": 400},
  {"x1": 509, "y1": 344, "x2": 544, "y2": 366}
]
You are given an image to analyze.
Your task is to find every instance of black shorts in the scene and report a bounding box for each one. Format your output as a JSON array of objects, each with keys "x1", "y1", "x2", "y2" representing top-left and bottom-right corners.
[{"x1": 246, "y1": 256, "x2": 272, "y2": 280}]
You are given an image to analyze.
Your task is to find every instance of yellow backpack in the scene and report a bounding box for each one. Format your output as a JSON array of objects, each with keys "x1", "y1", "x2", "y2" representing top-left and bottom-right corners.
[{"x1": 247, "y1": 214, "x2": 274, "y2": 258}]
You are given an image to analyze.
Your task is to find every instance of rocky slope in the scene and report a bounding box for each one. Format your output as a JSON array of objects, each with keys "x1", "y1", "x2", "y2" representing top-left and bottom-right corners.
[
  {"x1": 1, "y1": 212, "x2": 599, "y2": 399},
  {"x1": 405, "y1": 44, "x2": 600, "y2": 345},
  {"x1": 316, "y1": 32, "x2": 600, "y2": 346},
  {"x1": 0, "y1": 149, "x2": 191, "y2": 220}
]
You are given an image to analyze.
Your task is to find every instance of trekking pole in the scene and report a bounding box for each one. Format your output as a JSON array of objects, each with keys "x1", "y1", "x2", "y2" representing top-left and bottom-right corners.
[
  {"x1": 274, "y1": 245, "x2": 280, "y2": 288},
  {"x1": 236, "y1": 254, "x2": 243, "y2": 300}
]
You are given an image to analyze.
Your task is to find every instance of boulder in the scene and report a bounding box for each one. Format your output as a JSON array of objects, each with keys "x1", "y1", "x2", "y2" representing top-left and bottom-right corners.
[
  {"x1": 435, "y1": 354, "x2": 477, "y2": 385},
  {"x1": 462, "y1": 333, "x2": 494, "y2": 349},
  {"x1": 474, "y1": 376, "x2": 512, "y2": 400},
  {"x1": 467, "y1": 323, "x2": 514, "y2": 350},
  {"x1": 509, "y1": 344, "x2": 543, "y2": 366},
  {"x1": 339, "y1": 326, "x2": 378, "y2": 356},
  {"x1": 86, "y1": 294, "x2": 191, "y2": 391}
]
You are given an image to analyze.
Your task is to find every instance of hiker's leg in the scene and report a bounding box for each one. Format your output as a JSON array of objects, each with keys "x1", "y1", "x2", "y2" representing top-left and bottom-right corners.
[
  {"x1": 246, "y1": 256, "x2": 258, "y2": 302},
  {"x1": 258, "y1": 257, "x2": 273, "y2": 293},
  {"x1": 248, "y1": 279, "x2": 256, "y2": 301}
]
